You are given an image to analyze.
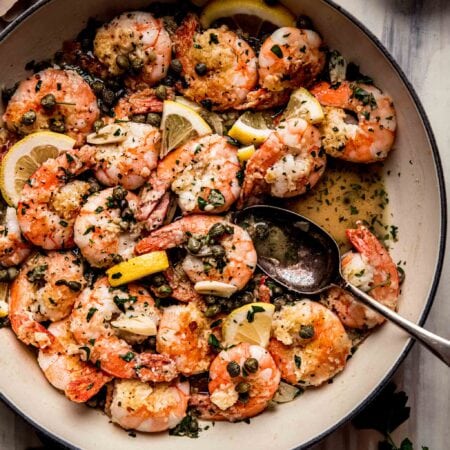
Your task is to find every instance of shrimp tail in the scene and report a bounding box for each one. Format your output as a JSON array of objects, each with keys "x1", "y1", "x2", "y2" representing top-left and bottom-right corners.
[
  {"x1": 136, "y1": 353, "x2": 179, "y2": 382},
  {"x1": 189, "y1": 393, "x2": 229, "y2": 421},
  {"x1": 174, "y1": 14, "x2": 200, "y2": 58},
  {"x1": 65, "y1": 367, "x2": 112, "y2": 403},
  {"x1": 144, "y1": 191, "x2": 171, "y2": 231}
]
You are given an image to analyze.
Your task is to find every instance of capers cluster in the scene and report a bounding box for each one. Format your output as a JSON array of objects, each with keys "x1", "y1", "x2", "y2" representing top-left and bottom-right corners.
[
  {"x1": 225, "y1": 358, "x2": 259, "y2": 403},
  {"x1": 115, "y1": 52, "x2": 148, "y2": 74},
  {"x1": 203, "y1": 290, "x2": 255, "y2": 318},
  {"x1": 107, "y1": 186, "x2": 135, "y2": 230},
  {"x1": 90, "y1": 78, "x2": 125, "y2": 116},
  {"x1": 0, "y1": 267, "x2": 19, "y2": 283},
  {"x1": 150, "y1": 273, "x2": 173, "y2": 298}
]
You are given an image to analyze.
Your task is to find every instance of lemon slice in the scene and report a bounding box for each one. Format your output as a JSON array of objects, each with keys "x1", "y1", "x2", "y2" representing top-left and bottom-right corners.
[
  {"x1": 228, "y1": 112, "x2": 272, "y2": 145},
  {"x1": 106, "y1": 251, "x2": 169, "y2": 287},
  {"x1": 200, "y1": 0, "x2": 296, "y2": 32},
  {"x1": 222, "y1": 302, "x2": 275, "y2": 347},
  {"x1": 237, "y1": 145, "x2": 256, "y2": 161},
  {"x1": 160, "y1": 100, "x2": 212, "y2": 158},
  {"x1": 0, "y1": 131, "x2": 75, "y2": 206},
  {"x1": 282, "y1": 87, "x2": 324, "y2": 124},
  {"x1": 175, "y1": 96, "x2": 203, "y2": 113}
]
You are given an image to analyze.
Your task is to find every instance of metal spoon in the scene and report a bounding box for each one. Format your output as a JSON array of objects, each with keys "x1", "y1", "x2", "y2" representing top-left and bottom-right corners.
[{"x1": 235, "y1": 205, "x2": 450, "y2": 366}]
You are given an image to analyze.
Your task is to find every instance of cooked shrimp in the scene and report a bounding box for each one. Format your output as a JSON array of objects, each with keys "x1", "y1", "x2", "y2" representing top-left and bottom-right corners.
[
  {"x1": 37, "y1": 318, "x2": 112, "y2": 403},
  {"x1": 268, "y1": 300, "x2": 351, "y2": 387},
  {"x1": 114, "y1": 87, "x2": 175, "y2": 118},
  {"x1": 91, "y1": 122, "x2": 160, "y2": 190},
  {"x1": 94, "y1": 12, "x2": 172, "y2": 87},
  {"x1": 195, "y1": 343, "x2": 280, "y2": 421},
  {"x1": 17, "y1": 146, "x2": 95, "y2": 250},
  {"x1": 0, "y1": 207, "x2": 31, "y2": 267},
  {"x1": 310, "y1": 81, "x2": 397, "y2": 163},
  {"x1": 9, "y1": 251, "x2": 85, "y2": 349},
  {"x1": 173, "y1": 14, "x2": 258, "y2": 110},
  {"x1": 135, "y1": 215, "x2": 257, "y2": 292},
  {"x1": 325, "y1": 222, "x2": 400, "y2": 329},
  {"x1": 3, "y1": 68, "x2": 99, "y2": 145},
  {"x1": 70, "y1": 277, "x2": 178, "y2": 382},
  {"x1": 258, "y1": 27, "x2": 326, "y2": 93},
  {"x1": 240, "y1": 118, "x2": 325, "y2": 204},
  {"x1": 138, "y1": 134, "x2": 241, "y2": 229},
  {"x1": 73, "y1": 187, "x2": 142, "y2": 268},
  {"x1": 156, "y1": 302, "x2": 211, "y2": 375},
  {"x1": 108, "y1": 379, "x2": 189, "y2": 432}
]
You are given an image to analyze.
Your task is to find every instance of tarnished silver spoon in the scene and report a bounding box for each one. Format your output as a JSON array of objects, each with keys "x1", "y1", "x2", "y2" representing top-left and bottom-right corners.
[{"x1": 235, "y1": 205, "x2": 450, "y2": 366}]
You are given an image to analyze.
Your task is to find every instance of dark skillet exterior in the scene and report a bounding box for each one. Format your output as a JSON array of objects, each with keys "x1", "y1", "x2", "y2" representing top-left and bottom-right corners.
[{"x1": 0, "y1": 1, "x2": 446, "y2": 449}]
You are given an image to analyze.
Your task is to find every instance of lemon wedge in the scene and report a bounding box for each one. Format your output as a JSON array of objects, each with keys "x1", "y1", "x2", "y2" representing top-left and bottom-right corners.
[
  {"x1": 228, "y1": 112, "x2": 272, "y2": 145},
  {"x1": 0, "y1": 131, "x2": 75, "y2": 206},
  {"x1": 160, "y1": 100, "x2": 212, "y2": 158},
  {"x1": 175, "y1": 96, "x2": 203, "y2": 113},
  {"x1": 282, "y1": 87, "x2": 325, "y2": 124},
  {"x1": 237, "y1": 145, "x2": 256, "y2": 161},
  {"x1": 107, "y1": 251, "x2": 169, "y2": 287},
  {"x1": 200, "y1": 0, "x2": 296, "y2": 31},
  {"x1": 222, "y1": 302, "x2": 275, "y2": 347}
]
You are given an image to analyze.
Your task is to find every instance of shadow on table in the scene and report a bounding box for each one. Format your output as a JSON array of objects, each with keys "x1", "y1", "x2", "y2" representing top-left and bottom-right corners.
[{"x1": 374, "y1": 0, "x2": 450, "y2": 16}]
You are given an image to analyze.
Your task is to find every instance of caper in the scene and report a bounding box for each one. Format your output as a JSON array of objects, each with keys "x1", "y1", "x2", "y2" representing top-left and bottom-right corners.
[
  {"x1": 116, "y1": 54, "x2": 130, "y2": 71},
  {"x1": 170, "y1": 59, "x2": 183, "y2": 74},
  {"x1": 204, "y1": 295, "x2": 217, "y2": 305},
  {"x1": 226, "y1": 361, "x2": 241, "y2": 377},
  {"x1": 235, "y1": 381, "x2": 250, "y2": 394},
  {"x1": 112, "y1": 254, "x2": 124, "y2": 264},
  {"x1": 238, "y1": 392, "x2": 250, "y2": 403},
  {"x1": 112, "y1": 186, "x2": 127, "y2": 201},
  {"x1": 204, "y1": 304, "x2": 221, "y2": 317},
  {"x1": 119, "y1": 199, "x2": 129, "y2": 210},
  {"x1": 195, "y1": 63, "x2": 207, "y2": 76},
  {"x1": 21, "y1": 110, "x2": 36, "y2": 125},
  {"x1": 121, "y1": 207, "x2": 134, "y2": 221},
  {"x1": 146, "y1": 113, "x2": 161, "y2": 127},
  {"x1": 271, "y1": 285, "x2": 284, "y2": 296},
  {"x1": 132, "y1": 114, "x2": 146, "y2": 124},
  {"x1": 102, "y1": 89, "x2": 116, "y2": 106},
  {"x1": 187, "y1": 237, "x2": 202, "y2": 254},
  {"x1": 6, "y1": 267, "x2": 19, "y2": 281},
  {"x1": 152, "y1": 274, "x2": 166, "y2": 287},
  {"x1": 188, "y1": 418, "x2": 199, "y2": 432},
  {"x1": 155, "y1": 85, "x2": 167, "y2": 100},
  {"x1": 87, "y1": 177, "x2": 101, "y2": 193},
  {"x1": 211, "y1": 245, "x2": 225, "y2": 258},
  {"x1": 0, "y1": 269, "x2": 9, "y2": 282},
  {"x1": 208, "y1": 223, "x2": 226, "y2": 239},
  {"x1": 93, "y1": 119, "x2": 104, "y2": 132},
  {"x1": 129, "y1": 54, "x2": 144, "y2": 72},
  {"x1": 254, "y1": 222, "x2": 269, "y2": 240},
  {"x1": 40, "y1": 93, "x2": 56, "y2": 110},
  {"x1": 91, "y1": 80, "x2": 104, "y2": 95},
  {"x1": 67, "y1": 281, "x2": 82, "y2": 292},
  {"x1": 148, "y1": 336, "x2": 157, "y2": 349},
  {"x1": 157, "y1": 284, "x2": 173, "y2": 297},
  {"x1": 162, "y1": 75, "x2": 176, "y2": 87},
  {"x1": 299, "y1": 324, "x2": 315, "y2": 339},
  {"x1": 49, "y1": 118, "x2": 65, "y2": 133},
  {"x1": 239, "y1": 291, "x2": 254, "y2": 304},
  {"x1": 243, "y1": 357, "x2": 259, "y2": 374},
  {"x1": 296, "y1": 15, "x2": 314, "y2": 30}
]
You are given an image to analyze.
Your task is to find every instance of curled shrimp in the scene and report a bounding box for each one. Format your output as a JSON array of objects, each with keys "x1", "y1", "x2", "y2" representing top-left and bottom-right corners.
[
  {"x1": 37, "y1": 318, "x2": 112, "y2": 403},
  {"x1": 324, "y1": 222, "x2": 400, "y2": 329},
  {"x1": 268, "y1": 300, "x2": 352, "y2": 387},
  {"x1": 73, "y1": 187, "x2": 142, "y2": 268},
  {"x1": 156, "y1": 302, "x2": 212, "y2": 375},
  {"x1": 3, "y1": 68, "x2": 99, "y2": 145},
  {"x1": 17, "y1": 146, "x2": 95, "y2": 250},
  {"x1": 240, "y1": 118, "x2": 325, "y2": 204},
  {"x1": 94, "y1": 12, "x2": 172, "y2": 87},
  {"x1": 0, "y1": 207, "x2": 31, "y2": 267},
  {"x1": 135, "y1": 215, "x2": 257, "y2": 292},
  {"x1": 107, "y1": 379, "x2": 189, "y2": 432},
  {"x1": 192, "y1": 343, "x2": 280, "y2": 421},
  {"x1": 310, "y1": 81, "x2": 397, "y2": 163},
  {"x1": 258, "y1": 27, "x2": 326, "y2": 93},
  {"x1": 138, "y1": 134, "x2": 241, "y2": 229},
  {"x1": 9, "y1": 251, "x2": 85, "y2": 349},
  {"x1": 70, "y1": 277, "x2": 178, "y2": 382},
  {"x1": 90, "y1": 122, "x2": 160, "y2": 190},
  {"x1": 173, "y1": 14, "x2": 258, "y2": 110}
]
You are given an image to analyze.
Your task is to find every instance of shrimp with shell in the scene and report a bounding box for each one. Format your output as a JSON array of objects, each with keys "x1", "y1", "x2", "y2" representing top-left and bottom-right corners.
[{"x1": 3, "y1": 68, "x2": 99, "y2": 145}]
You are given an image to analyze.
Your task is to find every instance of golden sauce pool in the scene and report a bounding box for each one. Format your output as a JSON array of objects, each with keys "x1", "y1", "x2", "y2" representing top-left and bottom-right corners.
[{"x1": 286, "y1": 159, "x2": 391, "y2": 252}]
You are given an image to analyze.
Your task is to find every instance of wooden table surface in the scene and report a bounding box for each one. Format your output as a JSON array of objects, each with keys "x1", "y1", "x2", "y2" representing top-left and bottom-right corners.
[{"x1": 1, "y1": 0, "x2": 449, "y2": 449}]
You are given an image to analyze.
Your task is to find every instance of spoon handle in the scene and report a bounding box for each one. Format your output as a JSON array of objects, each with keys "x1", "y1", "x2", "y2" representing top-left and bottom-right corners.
[{"x1": 344, "y1": 282, "x2": 450, "y2": 366}]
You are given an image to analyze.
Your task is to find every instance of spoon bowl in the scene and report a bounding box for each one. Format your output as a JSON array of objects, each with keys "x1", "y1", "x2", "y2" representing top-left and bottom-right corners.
[{"x1": 235, "y1": 205, "x2": 450, "y2": 366}]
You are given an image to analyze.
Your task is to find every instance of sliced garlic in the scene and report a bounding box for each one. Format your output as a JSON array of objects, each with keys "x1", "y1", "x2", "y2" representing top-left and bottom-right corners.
[
  {"x1": 194, "y1": 281, "x2": 237, "y2": 298},
  {"x1": 87, "y1": 124, "x2": 128, "y2": 145},
  {"x1": 111, "y1": 316, "x2": 157, "y2": 336}
]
